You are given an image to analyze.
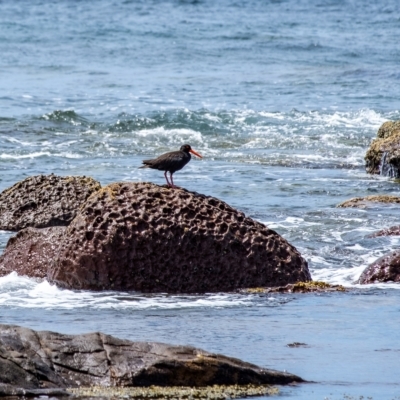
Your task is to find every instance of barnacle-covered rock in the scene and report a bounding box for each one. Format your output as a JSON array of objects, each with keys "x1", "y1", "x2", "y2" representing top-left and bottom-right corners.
[
  {"x1": 0, "y1": 324, "x2": 304, "y2": 393},
  {"x1": 48, "y1": 182, "x2": 310, "y2": 293},
  {"x1": 0, "y1": 226, "x2": 65, "y2": 278},
  {"x1": 358, "y1": 250, "x2": 400, "y2": 284},
  {"x1": 0, "y1": 174, "x2": 101, "y2": 231},
  {"x1": 365, "y1": 121, "x2": 400, "y2": 177}
]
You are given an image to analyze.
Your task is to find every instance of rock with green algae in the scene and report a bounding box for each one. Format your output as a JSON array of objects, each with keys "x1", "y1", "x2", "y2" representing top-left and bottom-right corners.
[
  {"x1": 69, "y1": 384, "x2": 279, "y2": 399},
  {"x1": 241, "y1": 281, "x2": 346, "y2": 294},
  {"x1": 337, "y1": 195, "x2": 400, "y2": 208},
  {"x1": 365, "y1": 120, "x2": 400, "y2": 177}
]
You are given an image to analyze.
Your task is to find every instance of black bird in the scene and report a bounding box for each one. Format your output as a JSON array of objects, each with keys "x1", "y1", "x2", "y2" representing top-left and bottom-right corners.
[{"x1": 140, "y1": 144, "x2": 202, "y2": 188}]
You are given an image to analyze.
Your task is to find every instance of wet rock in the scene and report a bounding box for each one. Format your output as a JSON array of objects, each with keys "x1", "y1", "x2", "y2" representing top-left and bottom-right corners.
[
  {"x1": 337, "y1": 195, "x2": 400, "y2": 208},
  {"x1": 365, "y1": 121, "x2": 400, "y2": 177},
  {"x1": 0, "y1": 324, "x2": 304, "y2": 393},
  {"x1": 286, "y1": 342, "x2": 309, "y2": 348},
  {"x1": 48, "y1": 182, "x2": 310, "y2": 292},
  {"x1": 0, "y1": 174, "x2": 101, "y2": 231},
  {"x1": 370, "y1": 225, "x2": 400, "y2": 237},
  {"x1": 0, "y1": 226, "x2": 66, "y2": 278},
  {"x1": 358, "y1": 251, "x2": 400, "y2": 284}
]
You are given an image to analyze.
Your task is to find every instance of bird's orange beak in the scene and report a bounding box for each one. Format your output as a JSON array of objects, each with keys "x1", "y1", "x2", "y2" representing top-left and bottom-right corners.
[{"x1": 189, "y1": 148, "x2": 202, "y2": 158}]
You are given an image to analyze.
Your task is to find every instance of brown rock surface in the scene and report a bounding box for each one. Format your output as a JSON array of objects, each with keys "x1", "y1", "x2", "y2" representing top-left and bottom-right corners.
[
  {"x1": 48, "y1": 182, "x2": 310, "y2": 292},
  {"x1": 358, "y1": 250, "x2": 400, "y2": 284},
  {"x1": 0, "y1": 226, "x2": 66, "y2": 278},
  {"x1": 0, "y1": 324, "x2": 304, "y2": 393},
  {"x1": 365, "y1": 121, "x2": 400, "y2": 176},
  {"x1": 0, "y1": 174, "x2": 101, "y2": 231}
]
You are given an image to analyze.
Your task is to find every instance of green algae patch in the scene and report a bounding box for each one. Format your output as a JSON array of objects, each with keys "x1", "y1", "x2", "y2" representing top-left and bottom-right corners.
[
  {"x1": 68, "y1": 384, "x2": 279, "y2": 399},
  {"x1": 294, "y1": 281, "x2": 345, "y2": 292},
  {"x1": 242, "y1": 281, "x2": 346, "y2": 294}
]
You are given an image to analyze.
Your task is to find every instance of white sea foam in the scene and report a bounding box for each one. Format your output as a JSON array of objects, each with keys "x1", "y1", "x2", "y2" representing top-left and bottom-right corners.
[
  {"x1": 345, "y1": 244, "x2": 367, "y2": 251},
  {"x1": 0, "y1": 273, "x2": 282, "y2": 310},
  {"x1": 0, "y1": 151, "x2": 83, "y2": 160},
  {"x1": 310, "y1": 265, "x2": 365, "y2": 285},
  {"x1": 0, "y1": 151, "x2": 52, "y2": 159},
  {"x1": 136, "y1": 127, "x2": 202, "y2": 140},
  {"x1": 311, "y1": 264, "x2": 400, "y2": 289},
  {"x1": 1, "y1": 136, "x2": 33, "y2": 146}
]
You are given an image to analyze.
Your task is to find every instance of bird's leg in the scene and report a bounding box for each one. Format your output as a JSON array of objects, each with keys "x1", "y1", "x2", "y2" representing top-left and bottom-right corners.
[
  {"x1": 164, "y1": 171, "x2": 172, "y2": 187},
  {"x1": 170, "y1": 172, "x2": 175, "y2": 188}
]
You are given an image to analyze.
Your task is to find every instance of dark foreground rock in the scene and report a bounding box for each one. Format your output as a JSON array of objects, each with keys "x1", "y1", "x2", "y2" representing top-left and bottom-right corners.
[
  {"x1": 46, "y1": 182, "x2": 310, "y2": 292},
  {"x1": 0, "y1": 324, "x2": 304, "y2": 394},
  {"x1": 0, "y1": 174, "x2": 101, "y2": 231},
  {"x1": 0, "y1": 226, "x2": 66, "y2": 278},
  {"x1": 358, "y1": 250, "x2": 400, "y2": 284},
  {"x1": 365, "y1": 120, "x2": 400, "y2": 177}
]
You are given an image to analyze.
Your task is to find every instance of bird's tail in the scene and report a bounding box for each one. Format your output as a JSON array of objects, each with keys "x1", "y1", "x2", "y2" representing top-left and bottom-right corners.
[{"x1": 139, "y1": 162, "x2": 151, "y2": 169}]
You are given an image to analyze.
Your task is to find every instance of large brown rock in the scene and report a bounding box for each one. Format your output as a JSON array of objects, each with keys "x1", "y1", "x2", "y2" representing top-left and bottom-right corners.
[
  {"x1": 358, "y1": 250, "x2": 400, "y2": 284},
  {"x1": 365, "y1": 121, "x2": 400, "y2": 177},
  {"x1": 0, "y1": 226, "x2": 65, "y2": 278},
  {"x1": 0, "y1": 174, "x2": 101, "y2": 231},
  {"x1": 47, "y1": 182, "x2": 310, "y2": 292},
  {"x1": 0, "y1": 324, "x2": 303, "y2": 393}
]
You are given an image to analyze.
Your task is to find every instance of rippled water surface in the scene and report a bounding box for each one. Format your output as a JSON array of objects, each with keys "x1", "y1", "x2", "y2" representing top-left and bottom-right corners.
[{"x1": 1, "y1": 0, "x2": 400, "y2": 399}]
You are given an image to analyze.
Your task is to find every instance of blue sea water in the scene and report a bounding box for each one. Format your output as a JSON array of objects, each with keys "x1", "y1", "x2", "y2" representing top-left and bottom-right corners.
[{"x1": 1, "y1": 0, "x2": 400, "y2": 398}]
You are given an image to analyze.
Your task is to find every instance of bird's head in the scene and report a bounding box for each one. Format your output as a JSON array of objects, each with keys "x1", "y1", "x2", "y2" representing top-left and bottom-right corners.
[{"x1": 181, "y1": 144, "x2": 202, "y2": 158}]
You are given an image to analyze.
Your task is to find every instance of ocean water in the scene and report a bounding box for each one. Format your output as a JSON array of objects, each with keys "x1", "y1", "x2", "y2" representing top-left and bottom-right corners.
[{"x1": 1, "y1": 0, "x2": 400, "y2": 399}]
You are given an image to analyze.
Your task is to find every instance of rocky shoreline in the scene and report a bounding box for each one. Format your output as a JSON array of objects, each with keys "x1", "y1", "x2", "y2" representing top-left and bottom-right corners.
[{"x1": 1, "y1": 121, "x2": 400, "y2": 398}]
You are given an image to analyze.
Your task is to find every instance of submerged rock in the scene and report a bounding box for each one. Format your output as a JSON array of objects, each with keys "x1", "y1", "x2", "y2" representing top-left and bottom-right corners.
[
  {"x1": 365, "y1": 121, "x2": 400, "y2": 177},
  {"x1": 0, "y1": 324, "x2": 304, "y2": 394},
  {"x1": 48, "y1": 182, "x2": 310, "y2": 292},
  {"x1": 0, "y1": 174, "x2": 101, "y2": 231},
  {"x1": 337, "y1": 195, "x2": 400, "y2": 208},
  {"x1": 0, "y1": 226, "x2": 65, "y2": 278},
  {"x1": 358, "y1": 251, "x2": 400, "y2": 284}
]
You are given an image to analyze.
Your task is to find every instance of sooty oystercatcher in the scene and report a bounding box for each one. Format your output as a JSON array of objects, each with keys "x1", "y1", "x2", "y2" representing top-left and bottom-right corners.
[{"x1": 140, "y1": 144, "x2": 202, "y2": 188}]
